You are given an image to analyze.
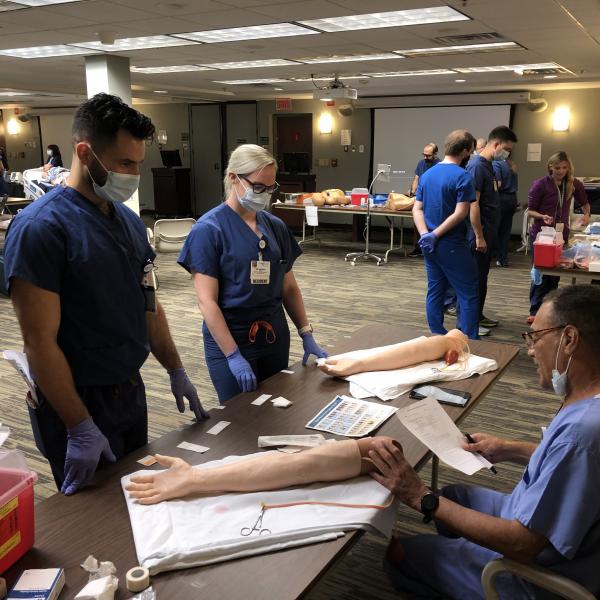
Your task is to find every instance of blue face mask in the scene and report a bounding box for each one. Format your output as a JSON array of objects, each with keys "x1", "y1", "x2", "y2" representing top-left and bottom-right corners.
[
  {"x1": 551, "y1": 331, "x2": 572, "y2": 396},
  {"x1": 235, "y1": 176, "x2": 270, "y2": 212}
]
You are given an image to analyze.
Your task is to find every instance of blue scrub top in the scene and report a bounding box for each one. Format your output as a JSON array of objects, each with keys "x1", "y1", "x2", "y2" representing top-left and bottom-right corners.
[
  {"x1": 416, "y1": 162, "x2": 476, "y2": 244},
  {"x1": 178, "y1": 203, "x2": 302, "y2": 327},
  {"x1": 466, "y1": 155, "x2": 499, "y2": 234},
  {"x1": 492, "y1": 159, "x2": 518, "y2": 194},
  {"x1": 498, "y1": 395, "x2": 600, "y2": 592},
  {"x1": 415, "y1": 157, "x2": 440, "y2": 177},
  {"x1": 3, "y1": 185, "x2": 154, "y2": 387}
]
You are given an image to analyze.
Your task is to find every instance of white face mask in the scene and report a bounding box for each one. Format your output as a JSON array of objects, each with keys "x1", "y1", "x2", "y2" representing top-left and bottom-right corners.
[
  {"x1": 235, "y1": 176, "x2": 270, "y2": 212},
  {"x1": 551, "y1": 331, "x2": 572, "y2": 396},
  {"x1": 47, "y1": 149, "x2": 52, "y2": 157},
  {"x1": 494, "y1": 148, "x2": 510, "y2": 161},
  {"x1": 87, "y1": 146, "x2": 139, "y2": 204}
]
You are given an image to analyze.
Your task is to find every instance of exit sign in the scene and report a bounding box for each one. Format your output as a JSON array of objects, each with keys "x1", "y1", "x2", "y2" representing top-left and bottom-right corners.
[{"x1": 275, "y1": 97, "x2": 292, "y2": 112}]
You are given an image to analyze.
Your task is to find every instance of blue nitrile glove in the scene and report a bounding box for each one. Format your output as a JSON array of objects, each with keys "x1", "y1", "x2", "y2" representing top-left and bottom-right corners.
[
  {"x1": 301, "y1": 333, "x2": 328, "y2": 366},
  {"x1": 169, "y1": 367, "x2": 209, "y2": 421},
  {"x1": 61, "y1": 417, "x2": 116, "y2": 496},
  {"x1": 418, "y1": 231, "x2": 438, "y2": 254},
  {"x1": 226, "y1": 348, "x2": 257, "y2": 392}
]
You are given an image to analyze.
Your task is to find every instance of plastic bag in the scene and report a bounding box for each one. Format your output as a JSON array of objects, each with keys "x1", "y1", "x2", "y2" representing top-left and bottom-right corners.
[
  {"x1": 557, "y1": 246, "x2": 576, "y2": 269},
  {"x1": 530, "y1": 266, "x2": 542, "y2": 285},
  {"x1": 574, "y1": 242, "x2": 593, "y2": 270}
]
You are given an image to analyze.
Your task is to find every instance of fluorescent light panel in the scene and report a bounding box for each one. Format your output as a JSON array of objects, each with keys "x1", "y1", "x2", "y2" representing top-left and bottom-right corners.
[
  {"x1": 73, "y1": 36, "x2": 196, "y2": 51},
  {"x1": 13, "y1": 0, "x2": 82, "y2": 4},
  {"x1": 0, "y1": 91, "x2": 31, "y2": 96},
  {"x1": 202, "y1": 59, "x2": 298, "y2": 69},
  {"x1": 214, "y1": 78, "x2": 290, "y2": 85},
  {"x1": 398, "y1": 42, "x2": 521, "y2": 56},
  {"x1": 299, "y1": 53, "x2": 400, "y2": 64},
  {"x1": 368, "y1": 69, "x2": 456, "y2": 77},
  {"x1": 299, "y1": 6, "x2": 468, "y2": 33},
  {"x1": 0, "y1": 44, "x2": 98, "y2": 58},
  {"x1": 131, "y1": 65, "x2": 213, "y2": 73},
  {"x1": 291, "y1": 75, "x2": 365, "y2": 82},
  {"x1": 174, "y1": 23, "x2": 317, "y2": 43},
  {"x1": 455, "y1": 62, "x2": 558, "y2": 73}
]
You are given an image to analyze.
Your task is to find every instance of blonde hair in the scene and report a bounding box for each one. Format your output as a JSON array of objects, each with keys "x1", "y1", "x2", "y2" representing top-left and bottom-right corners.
[
  {"x1": 547, "y1": 150, "x2": 574, "y2": 200},
  {"x1": 224, "y1": 144, "x2": 277, "y2": 197}
]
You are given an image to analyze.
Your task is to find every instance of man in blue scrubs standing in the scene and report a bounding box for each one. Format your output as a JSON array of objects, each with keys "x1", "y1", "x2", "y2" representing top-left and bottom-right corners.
[
  {"x1": 371, "y1": 285, "x2": 600, "y2": 599},
  {"x1": 179, "y1": 144, "x2": 327, "y2": 404},
  {"x1": 466, "y1": 126, "x2": 517, "y2": 334},
  {"x1": 4, "y1": 94, "x2": 206, "y2": 495},
  {"x1": 413, "y1": 130, "x2": 479, "y2": 340}
]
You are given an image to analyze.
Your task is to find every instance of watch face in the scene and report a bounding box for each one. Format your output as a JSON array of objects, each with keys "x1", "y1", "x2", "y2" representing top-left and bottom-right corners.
[{"x1": 421, "y1": 493, "x2": 438, "y2": 513}]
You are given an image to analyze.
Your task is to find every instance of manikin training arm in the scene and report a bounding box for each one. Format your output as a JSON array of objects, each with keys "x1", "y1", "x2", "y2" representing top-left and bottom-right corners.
[
  {"x1": 318, "y1": 329, "x2": 468, "y2": 378},
  {"x1": 126, "y1": 438, "x2": 385, "y2": 505}
]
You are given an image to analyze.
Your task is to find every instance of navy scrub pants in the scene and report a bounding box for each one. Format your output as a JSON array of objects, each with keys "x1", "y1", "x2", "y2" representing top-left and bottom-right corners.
[
  {"x1": 424, "y1": 239, "x2": 479, "y2": 340},
  {"x1": 203, "y1": 307, "x2": 290, "y2": 404},
  {"x1": 529, "y1": 237, "x2": 560, "y2": 317},
  {"x1": 29, "y1": 373, "x2": 148, "y2": 490},
  {"x1": 496, "y1": 192, "x2": 518, "y2": 266}
]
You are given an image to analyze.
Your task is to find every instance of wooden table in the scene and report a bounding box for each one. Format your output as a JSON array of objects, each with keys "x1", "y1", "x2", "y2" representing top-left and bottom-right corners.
[
  {"x1": 6, "y1": 325, "x2": 519, "y2": 599},
  {"x1": 538, "y1": 266, "x2": 600, "y2": 284},
  {"x1": 272, "y1": 203, "x2": 414, "y2": 263}
]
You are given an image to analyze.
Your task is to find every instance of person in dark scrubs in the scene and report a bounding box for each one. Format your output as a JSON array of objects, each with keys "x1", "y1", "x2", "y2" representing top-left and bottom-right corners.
[
  {"x1": 178, "y1": 144, "x2": 327, "y2": 404},
  {"x1": 492, "y1": 154, "x2": 519, "y2": 267},
  {"x1": 43, "y1": 144, "x2": 63, "y2": 172},
  {"x1": 4, "y1": 93, "x2": 207, "y2": 495}
]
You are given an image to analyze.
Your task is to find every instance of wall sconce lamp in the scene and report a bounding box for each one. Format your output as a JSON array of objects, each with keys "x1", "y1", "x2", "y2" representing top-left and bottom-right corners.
[
  {"x1": 318, "y1": 112, "x2": 333, "y2": 134},
  {"x1": 552, "y1": 106, "x2": 570, "y2": 132},
  {"x1": 6, "y1": 118, "x2": 21, "y2": 135}
]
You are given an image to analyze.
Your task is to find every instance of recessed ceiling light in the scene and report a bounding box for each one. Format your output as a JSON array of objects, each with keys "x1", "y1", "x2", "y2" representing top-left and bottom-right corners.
[
  {"x1": 131, "y1": 65, "x2": 213, "y2": 73},
  {"x1": 299, "y1": 6, "x2": 468, "y2": 33},
  {"x1": 13, "y1": 0, "x2": 83, "y2": 4},
  {"x1": 153, "y1": 90, "x2": 169, "y2": 93},
  {"x1": 201, "y1": 59, "x2": 299, "y2": 69},
  {"x1": 174, "y1": 23, "x2": 318, "y2": 44},
  {"x1": 398, "y1": 41, "x2": 521, "y2": 56},
  {"x1": 544, "y1": 75, "x2": 558, "y2": 79},
  {"x1": 73, "y1": 35, "x2": 196, "y2": 52},
  {"x1": 455, "y1": 62, "x2": 558, "y2": 73},
  {"x1": 291, "y1": 75, "x2": 366, "y2": 82},
  {"x1": 214, "y1": 78, "x2": 290, "y2": 85},
  {"x1": 0, "y1": 44, "x2": 99, "y2": 58},
  {"x1": 455, "y1": 79, "x2": 466, "y2": 83},
  {"x1": 367, "y1": 69, "x2": 456, "y2": 78},
  {"x1": 0, "y1": 91, "x2": 31, "y2": 96},
  {"x1": 299, "y1": 53, "x2": 400, "y2": 64},
  {"x1": 273, "y1": 87, "x2": 284, "y2": 90}
]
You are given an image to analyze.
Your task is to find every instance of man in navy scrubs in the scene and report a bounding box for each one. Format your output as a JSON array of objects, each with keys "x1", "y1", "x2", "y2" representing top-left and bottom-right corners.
[{"x1": 4, "y1": 94, "x2": 207, "y2": 495}]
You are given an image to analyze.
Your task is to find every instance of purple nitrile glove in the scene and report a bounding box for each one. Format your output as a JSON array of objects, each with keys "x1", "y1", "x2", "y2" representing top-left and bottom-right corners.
[
  {"x1": 61, "y1": 417, "x2": 116, "y2": 496},
  {"x1": 418, "y1": 231, "x2": 438, "y2": 254},
  {"x1": 301, "y1": 333, "x2": 328, "y2": 366},
  {"x1": 169, "y1": 367, "x2": 209, "y2": 421},
  {"x1": 226, "y1": 348, "x2": 257, "y2": 392}
]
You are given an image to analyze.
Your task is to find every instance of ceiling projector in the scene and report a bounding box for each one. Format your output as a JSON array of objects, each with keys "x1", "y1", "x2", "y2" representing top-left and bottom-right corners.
[{"x1": 313, "y1": 87, "x2": 358, "y2": 101}]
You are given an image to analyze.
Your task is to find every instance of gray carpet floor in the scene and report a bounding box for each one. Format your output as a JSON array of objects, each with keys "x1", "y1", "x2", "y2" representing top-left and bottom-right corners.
[{"x1": 0, "y1": 226, "x2": 561, "y2": 599}]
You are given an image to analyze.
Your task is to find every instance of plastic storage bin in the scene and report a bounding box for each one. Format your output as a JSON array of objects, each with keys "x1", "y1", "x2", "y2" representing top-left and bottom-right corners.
[
  {"x1": 533, "y1": 241, "x2": 564, "y2": 267},
  {"x1": 0, "y1": 449, "x2": 37, "y2": 574},
  {"x1": 350, "y1": 187, "x2": 369, "y2": 206}
]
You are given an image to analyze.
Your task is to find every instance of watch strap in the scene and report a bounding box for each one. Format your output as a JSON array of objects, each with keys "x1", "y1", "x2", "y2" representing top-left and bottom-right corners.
[{"x1": 298, "y1": 324, "x2": 313, "y2": 336}]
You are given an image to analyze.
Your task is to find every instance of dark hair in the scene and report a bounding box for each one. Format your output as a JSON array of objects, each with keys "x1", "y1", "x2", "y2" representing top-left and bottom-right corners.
[
  {"x1": 48, "y1": 144, "x2": 61, "y2": 157},
  {"x1": 444, "y1": 129, "x2": 475, "y2": 157},
  {"x1": 544, "y1": 285, "x2": 600, "y2": 353},
  {"x1": 72, "y1": 93, "x2": 155, "y2": 149},
  {"x1": 488, "y1": 126, "x2": 518, "y2": 144},
  {"x1": 425, "y1": 142, "x2": 438, "y2": 154}
]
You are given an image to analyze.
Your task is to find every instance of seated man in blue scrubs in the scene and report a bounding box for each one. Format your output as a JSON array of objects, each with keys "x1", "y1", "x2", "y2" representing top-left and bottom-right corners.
[
  {"x1": 179, "y1": 144, "x2": 327, "y2": 404},
  {"x1": 368, "y1": 284, "x2": 600, "y2": 599},
  {"x1": 413, "y1": 129, "x2": 479, "y2": 340},
  {"x1": 4, "y1": 93, "x2": 206, "y2": 496}
]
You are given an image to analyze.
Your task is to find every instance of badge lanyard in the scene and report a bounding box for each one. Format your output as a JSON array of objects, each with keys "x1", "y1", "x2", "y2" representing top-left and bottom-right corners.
[
  {"x1": 250, "y1": 237, "x2": 270, "y2": 285},
  {"x1": 555, "y1": 180, "x2": 566, "y2": 224}
]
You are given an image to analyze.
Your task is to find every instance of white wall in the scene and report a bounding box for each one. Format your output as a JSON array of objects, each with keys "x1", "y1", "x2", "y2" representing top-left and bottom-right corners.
[{"x1": 40, "y1": 112, "x2": 75, "y2": 167}]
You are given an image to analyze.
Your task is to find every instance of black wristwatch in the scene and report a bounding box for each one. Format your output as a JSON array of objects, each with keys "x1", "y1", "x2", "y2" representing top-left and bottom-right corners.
[{"x1": 420, "y1": 490, "x2": 439, "y2": 524}]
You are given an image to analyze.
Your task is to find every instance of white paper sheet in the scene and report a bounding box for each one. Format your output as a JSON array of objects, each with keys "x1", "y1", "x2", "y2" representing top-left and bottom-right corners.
[
  {"x1": 397, "y1": 397, "x2": 492, "y2": 475},
  {"x1": 2, "y1": 350, "x2": 38, "y2": 405},
  {"x1": 206, "y1": 421, "x2": 231, "y2": 435},
  {"x1": 305, "y1": 205, "x2": 319, "y2": 226},
  {"x1": 251, "y1": 394, "x2": 272, "y2": 406}
]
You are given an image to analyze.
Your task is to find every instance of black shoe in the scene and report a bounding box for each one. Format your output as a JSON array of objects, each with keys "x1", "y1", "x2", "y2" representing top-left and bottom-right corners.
[
  {"x1": 408, "y1": 247, "x2": 422, "y2": 257},
  {"x1": 480, "y1": 315, "x2": 499, "y2": 328}
]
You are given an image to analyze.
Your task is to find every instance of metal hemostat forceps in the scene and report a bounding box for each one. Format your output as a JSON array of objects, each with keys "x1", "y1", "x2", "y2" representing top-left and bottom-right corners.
[{"x1": 240, "y1": 503, "x2": 271, "y2": 536}]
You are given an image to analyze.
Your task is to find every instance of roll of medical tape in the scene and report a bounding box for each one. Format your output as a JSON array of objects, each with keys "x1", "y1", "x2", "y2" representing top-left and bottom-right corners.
[{"x1": 126, "y1": 566, "x2": 150, "y2": 592}]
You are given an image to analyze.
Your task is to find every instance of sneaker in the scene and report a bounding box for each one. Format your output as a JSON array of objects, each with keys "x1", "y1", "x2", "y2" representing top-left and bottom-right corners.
[
  {"x1": 496, "y1": 260, "x2": 508, "y2": 267},
  {"x1": 407, "y1": 247, "x2": 422, "y2": 257},
  {"x1": 527, "y1": 315, "x2": 535, "y2": 325},
  {"x1": 478, "y1": 325, "x2": 491, "y2": 337},
  {"x1": 480, "y1": 315, "x2": 499, "y2": 328},
  {"x1": 444, "y1": 306, "x2": 457, "y2": 316}
]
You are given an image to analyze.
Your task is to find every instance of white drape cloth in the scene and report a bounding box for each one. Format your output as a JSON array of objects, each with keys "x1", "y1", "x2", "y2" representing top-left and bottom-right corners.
[
  {"x1": 320, "y1": 339, "x2": 498, "y2": 401},
  {"x1": 122, "y1": 453, "x2": 397, "y2": 575}
]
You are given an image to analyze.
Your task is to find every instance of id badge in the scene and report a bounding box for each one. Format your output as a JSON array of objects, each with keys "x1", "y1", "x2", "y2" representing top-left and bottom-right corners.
[
  {"x1": 142, "y1": 261, "x2": 157, "y2": 313},
  {"x1": 250, "y1": 259, "x2": 270, "y2": 285},
  {"x1": 556, "y1": 222, "x2": 564, "y2": 233}
]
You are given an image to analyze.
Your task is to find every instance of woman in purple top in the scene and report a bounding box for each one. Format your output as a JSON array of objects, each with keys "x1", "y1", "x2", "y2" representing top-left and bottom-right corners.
[{"x1": 528, "y1": 151, "x2": 590, "y2": 321}]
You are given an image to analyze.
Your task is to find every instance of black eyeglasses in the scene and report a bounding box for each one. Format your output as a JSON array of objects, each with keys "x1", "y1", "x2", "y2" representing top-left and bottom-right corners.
[
  {"x1": 423, "y1": 154, "x2": 434, "y2": 159},
  {"x1": 239, "y1": 175, "x2": 280, "y2": 195},
  {"x1": 521, "y1": 325, "x2": 566, "y2": 348}
]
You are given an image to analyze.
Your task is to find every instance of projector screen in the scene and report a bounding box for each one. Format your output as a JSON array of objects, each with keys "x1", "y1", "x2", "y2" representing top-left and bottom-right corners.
[{"x1": 372, "y1": 105, "x2": 511, "y2": 194}]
